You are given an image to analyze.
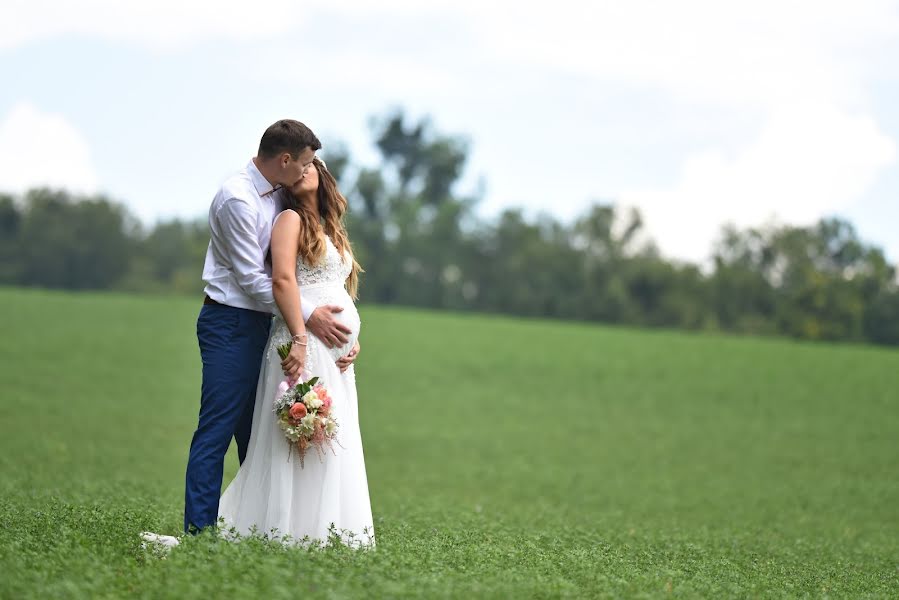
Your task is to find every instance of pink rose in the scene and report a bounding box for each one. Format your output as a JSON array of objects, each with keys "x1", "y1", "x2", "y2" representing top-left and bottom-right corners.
[
  {"x1": 318, "y1": 404, "x2": 330, "y2": 417},
  {"x1": 289, "y1": 402, "x2": 307, "y2": 420}
]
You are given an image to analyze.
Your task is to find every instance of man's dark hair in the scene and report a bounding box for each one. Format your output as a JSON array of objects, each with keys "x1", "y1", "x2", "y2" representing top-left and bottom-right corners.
[{"x1": 258, "y1": 120, "x2": 322, "y2": 159}]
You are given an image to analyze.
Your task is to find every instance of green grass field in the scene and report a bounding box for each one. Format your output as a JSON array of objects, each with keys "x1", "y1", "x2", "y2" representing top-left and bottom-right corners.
[{"x1": 1, "y1": 286, "x2": 897, "y2": 598}]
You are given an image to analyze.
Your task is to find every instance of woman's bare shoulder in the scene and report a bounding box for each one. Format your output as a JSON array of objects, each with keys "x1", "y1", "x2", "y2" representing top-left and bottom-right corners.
[{"x1": 273, "y1": 209, "x2": 300, "y2": 229}]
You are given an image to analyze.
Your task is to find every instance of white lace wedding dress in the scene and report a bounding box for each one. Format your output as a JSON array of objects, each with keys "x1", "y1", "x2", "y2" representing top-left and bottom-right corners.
[{"x1": 218, "y1": 235, "x2": 375, "y2": 547}]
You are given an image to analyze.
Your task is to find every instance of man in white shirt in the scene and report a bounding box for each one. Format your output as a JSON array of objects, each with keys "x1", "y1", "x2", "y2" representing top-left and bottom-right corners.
[{"x1": 184, "y1": 120, "x2": 353, "y2": 534}]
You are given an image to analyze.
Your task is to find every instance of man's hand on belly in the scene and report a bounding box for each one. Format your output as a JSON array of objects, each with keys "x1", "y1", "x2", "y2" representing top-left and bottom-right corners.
[{"x1": 307, "y1": 305, "x2": 352, "y2": 348}]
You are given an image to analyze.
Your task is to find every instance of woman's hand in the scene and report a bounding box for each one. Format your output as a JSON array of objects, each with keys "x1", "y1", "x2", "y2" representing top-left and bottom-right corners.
[
  {"x1": 281, "y1": 342, "x2": 307, "y2": 382},
  {"x1": 336, "y1": 340, "x2": 360, "y2": 372}
]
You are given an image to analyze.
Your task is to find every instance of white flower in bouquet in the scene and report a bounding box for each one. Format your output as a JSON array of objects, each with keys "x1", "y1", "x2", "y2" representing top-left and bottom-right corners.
[
  {"x1": 303, "y1": 391, "x2": 323, "y2": 410},
  {"x1": 270, "y1": 372, "x2": 340, "y2": 466},
  {"x1": 300, "y1": 413, "x2": 317, "y2": 433}
]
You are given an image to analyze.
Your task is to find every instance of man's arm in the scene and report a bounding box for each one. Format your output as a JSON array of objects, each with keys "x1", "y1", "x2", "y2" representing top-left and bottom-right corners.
[
  {"x1": 299, "y1": 293, "x2": 316, "y2": 322},
  {"x1": 218, "y1": 199, "x2": 317, "y2": 321},
  {"x1": 217, "y1": 198, "x2": 277, "y2": 312}
]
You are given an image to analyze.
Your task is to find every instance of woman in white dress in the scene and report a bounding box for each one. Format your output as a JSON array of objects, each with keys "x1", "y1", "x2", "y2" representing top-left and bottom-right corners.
[{"x1": 218, "y1": 157, "x2": 374, "y2": 547}]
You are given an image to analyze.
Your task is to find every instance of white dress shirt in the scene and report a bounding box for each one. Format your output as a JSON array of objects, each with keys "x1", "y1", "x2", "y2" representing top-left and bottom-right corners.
[{"x1": 202, "y1": 160, "x2": 316, "y2": 321}]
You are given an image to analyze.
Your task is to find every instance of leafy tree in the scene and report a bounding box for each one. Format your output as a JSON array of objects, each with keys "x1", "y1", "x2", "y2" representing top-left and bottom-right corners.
[
  {"x1": 4, "y1": 111, "x2": 897, "y2": 346},
  {"x1": 17, "y1": 189, "x2": 135, "y2": 290},
  {"x1": 0, "y1": 194, "x2": 21, "y2": 283}
]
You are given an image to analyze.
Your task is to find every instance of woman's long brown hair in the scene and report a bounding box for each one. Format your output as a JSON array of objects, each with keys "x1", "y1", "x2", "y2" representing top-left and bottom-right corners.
[{"x1": 285, "y1": 157, "x2": 363, "y2": 299}]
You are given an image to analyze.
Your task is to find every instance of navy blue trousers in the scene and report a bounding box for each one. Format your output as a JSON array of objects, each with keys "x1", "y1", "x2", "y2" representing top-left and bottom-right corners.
[{"x1": 184, "y1": 303, "x2": 272, "y2": 533}]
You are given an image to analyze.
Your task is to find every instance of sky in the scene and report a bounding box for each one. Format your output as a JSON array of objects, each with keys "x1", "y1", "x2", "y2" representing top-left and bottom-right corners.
[{"x1": 2, "y1": 0, "x2": 899, "y2": 264}]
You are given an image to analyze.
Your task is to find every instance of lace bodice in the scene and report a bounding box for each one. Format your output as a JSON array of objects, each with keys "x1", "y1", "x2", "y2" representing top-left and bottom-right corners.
[
  {"x1": 297, "y1": 237, "x2": 352, "y2": 288},
  {"x1": 268, "y1": 235, "x2": 360, "y2": 370}
]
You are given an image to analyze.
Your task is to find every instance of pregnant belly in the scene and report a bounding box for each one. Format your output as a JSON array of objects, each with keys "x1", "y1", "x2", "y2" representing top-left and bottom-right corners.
[{"x1": 304, "y1": 286, "x2": 360, "y2": 362}]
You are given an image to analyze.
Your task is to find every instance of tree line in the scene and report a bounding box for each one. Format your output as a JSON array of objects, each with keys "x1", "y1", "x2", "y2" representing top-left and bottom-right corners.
[{"x1": 2, "y1": 110, "x2": 897, "y2": 346}]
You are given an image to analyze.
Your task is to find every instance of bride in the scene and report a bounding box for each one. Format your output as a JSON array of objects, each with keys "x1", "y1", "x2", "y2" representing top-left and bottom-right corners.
[{"x1": 217, "y1": 157, "x2": 375, "y2": 547}]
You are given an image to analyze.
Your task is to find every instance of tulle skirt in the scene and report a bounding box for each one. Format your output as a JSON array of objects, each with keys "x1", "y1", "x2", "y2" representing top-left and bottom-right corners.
[{"x1": 218, "y1": 286, "x2": 374, "y2": 547}]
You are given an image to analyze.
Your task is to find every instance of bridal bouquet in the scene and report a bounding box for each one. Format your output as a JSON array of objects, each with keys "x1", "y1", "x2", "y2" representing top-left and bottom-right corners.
[{"x1": 274, "y1": 342, "x2": 340, "y2": 466}]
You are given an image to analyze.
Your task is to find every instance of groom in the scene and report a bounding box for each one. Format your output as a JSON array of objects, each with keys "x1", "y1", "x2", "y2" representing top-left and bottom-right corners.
[{"x1": 183, "y1": 119, "x2": 356, "y2": 534}]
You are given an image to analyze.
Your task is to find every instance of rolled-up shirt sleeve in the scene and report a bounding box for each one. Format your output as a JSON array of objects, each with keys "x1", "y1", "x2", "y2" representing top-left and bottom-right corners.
[{"x1": 217, "y1": 197, "x2": 318, "y2": 321}]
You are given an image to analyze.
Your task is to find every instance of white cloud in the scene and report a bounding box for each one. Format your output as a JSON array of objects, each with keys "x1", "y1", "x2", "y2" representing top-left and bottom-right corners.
[
  {"x1": 0, "y1": 103, "x2": 98, "y2": 194},
  {"x1": 240, "y1": 48, "x2": 459, "y2": 97},
  {"x1": 0, "y1": 0, "x2": 301, "y2": 51},
  {"x1": 5, "y1": 1, "x2": 898, "y2": 261},
  {"x1": 452, "y1": 0, "x2": 899, "y2": 261},
  {"x1": 620, "y1": 102, "x2": 897, "y2": 262},
  {"x1": 469, "y1": 0, "x2": 899, "y2": 108}
]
